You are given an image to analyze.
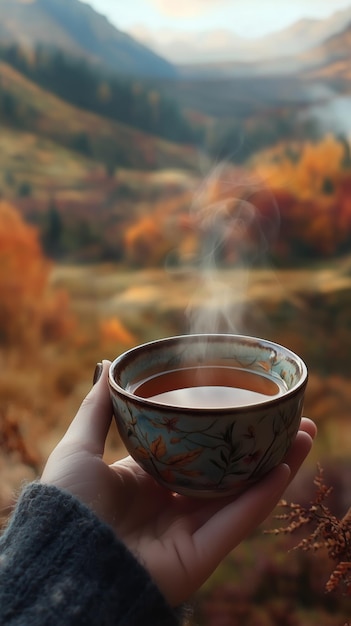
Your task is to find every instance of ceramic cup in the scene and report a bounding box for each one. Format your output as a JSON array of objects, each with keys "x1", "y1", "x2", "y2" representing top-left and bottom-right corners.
[{"x1": 108, "y1": 334, "x2": 307, "y2": 498}]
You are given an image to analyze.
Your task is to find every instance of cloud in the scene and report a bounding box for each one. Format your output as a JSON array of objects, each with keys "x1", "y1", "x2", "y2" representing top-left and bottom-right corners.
[{"x1": 147, "y1": 0, "x2": 230, "y2": 19}]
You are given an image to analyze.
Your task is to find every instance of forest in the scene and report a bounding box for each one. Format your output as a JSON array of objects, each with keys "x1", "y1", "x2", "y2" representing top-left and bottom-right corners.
[
  {"x1": 0, "y1": 43, "x2": 197, "y2": 143},
  {"x1": 1, "y1": 34, "x2": 351, "y2": 625},
  {"x1": 23, "y1": 133, "x2": 351, "y2": 266}
]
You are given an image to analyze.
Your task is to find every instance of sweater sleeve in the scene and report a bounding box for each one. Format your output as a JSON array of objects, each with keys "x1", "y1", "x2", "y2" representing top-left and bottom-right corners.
[{"x1": 0, "y1": 482, "x2": 184, "y2": 626}]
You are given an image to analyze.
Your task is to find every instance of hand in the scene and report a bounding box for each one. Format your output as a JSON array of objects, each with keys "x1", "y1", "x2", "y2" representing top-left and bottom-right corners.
[{"x1": 41, "y1": 360, "x2": 317, "y2": 606}]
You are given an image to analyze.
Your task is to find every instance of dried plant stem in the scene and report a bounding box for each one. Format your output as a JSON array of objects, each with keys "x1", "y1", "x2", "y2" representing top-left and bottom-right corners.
[{"x1": 267, "y1": 464, "x2": 351, "y2": 596}]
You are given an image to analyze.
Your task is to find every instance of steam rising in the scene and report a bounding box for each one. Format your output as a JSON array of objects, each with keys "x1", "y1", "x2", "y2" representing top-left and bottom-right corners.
[{"x1": 183, "y1": 162, "x2": 280, "y2": 336}]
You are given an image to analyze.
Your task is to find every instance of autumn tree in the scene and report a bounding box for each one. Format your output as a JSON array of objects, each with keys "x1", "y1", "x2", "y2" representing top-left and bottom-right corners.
[
  {"x1": 124, "y1": 215, "x2": 168, "y2": 266},
  {"x1": 0, "y1": 201, "x2": 74, "y2": 348},
  {"x1": 253, "y1": 134, "x2": 351, "y2": 261},
  {"x1": 257, "y1": 134, "x2": 344, "y2": 201}
]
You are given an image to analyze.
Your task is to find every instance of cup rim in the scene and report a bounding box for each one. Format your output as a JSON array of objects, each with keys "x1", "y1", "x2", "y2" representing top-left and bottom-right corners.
[{"x1": 108, "y1": 333, "x2": 308, "y2": 413}]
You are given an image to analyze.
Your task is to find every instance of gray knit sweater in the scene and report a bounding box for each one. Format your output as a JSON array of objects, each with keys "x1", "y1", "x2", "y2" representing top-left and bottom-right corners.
[{"x1": 0, "y1": 483, "x2": 183, "y2": 625}]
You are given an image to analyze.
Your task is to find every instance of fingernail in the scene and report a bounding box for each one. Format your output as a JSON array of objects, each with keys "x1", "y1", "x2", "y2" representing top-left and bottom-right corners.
[{"x1": 93, "y1": 362, "x2": 103, "y2": 385}]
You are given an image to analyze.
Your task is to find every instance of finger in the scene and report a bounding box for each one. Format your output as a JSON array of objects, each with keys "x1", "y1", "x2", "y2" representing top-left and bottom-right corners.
[
  {"x1": 283, "y1": 429, "x2": 314, "y2": 481},
  {"x1": 194, "y1": 463, "x2": 290, "y2": 552},
  {"x1": 299, "y1": 417, "x2": 317, "y2": 440},
  {"x1": 62, "y1": 360, "x2": 113, "y2": 455}
]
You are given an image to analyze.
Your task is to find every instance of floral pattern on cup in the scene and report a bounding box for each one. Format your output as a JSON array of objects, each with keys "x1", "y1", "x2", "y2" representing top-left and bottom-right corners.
[{"x1": 111, "y1": 387, "x2": 304, "y2": 497}]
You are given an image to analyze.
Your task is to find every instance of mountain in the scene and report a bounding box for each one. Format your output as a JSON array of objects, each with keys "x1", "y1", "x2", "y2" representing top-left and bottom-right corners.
[
  {"x1": 169, "y1": 7, "x2": 351, "y2": 86},
  {"x1": 145, "y1": 19, "x2": 351, "y2": 124},
  {"x1": 131, "y1": 5, "x2": 351, "y2": 66},
  {"x1": 0, "y1": 0, "x2": 176, "y2": 78}
]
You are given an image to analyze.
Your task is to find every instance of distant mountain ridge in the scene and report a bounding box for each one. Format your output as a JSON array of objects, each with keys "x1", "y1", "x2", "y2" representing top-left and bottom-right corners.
[
  {"x1": 174, "y1": 8, "x2": 351, "y2": 83},
  {"x1": 0, "y1": 0, "x2": 176, "y2": 78},
  {"x1": 132, "y1": 5, "x2": 351, "y2": 66}
]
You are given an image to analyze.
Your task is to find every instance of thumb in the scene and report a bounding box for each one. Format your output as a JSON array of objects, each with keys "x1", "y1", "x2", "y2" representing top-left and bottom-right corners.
[{"x1": 62, "y1": 360, "x2": 113, "y2": 455}]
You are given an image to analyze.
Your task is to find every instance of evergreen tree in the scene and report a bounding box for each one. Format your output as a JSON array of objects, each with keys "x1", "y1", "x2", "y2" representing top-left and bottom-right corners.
[{"x1": 42, "y1": 199, "x2": 64, "y2": 258}]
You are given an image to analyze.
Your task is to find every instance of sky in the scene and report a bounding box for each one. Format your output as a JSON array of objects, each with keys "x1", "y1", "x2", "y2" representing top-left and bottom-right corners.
[{"x1": 86, "y1": 0, "x2": 351, "y2": 39}]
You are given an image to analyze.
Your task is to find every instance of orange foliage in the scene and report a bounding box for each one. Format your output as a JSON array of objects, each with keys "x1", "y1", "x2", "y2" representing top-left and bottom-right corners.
[
  {"x1": 100, "y1": 317, "x2": 136, "y2": 346},
  {"x1": 294, "y1": 135, "x2": 343, "y2": 200},
  {"x1": 0, "y1": 201, "x2": 74, "y2": 347},
  {"x1": 122, "y1": 136, "x2": 351, "y2": 266},
  {"x1": 258, "y1": 135, "x2": 344, "y2": 200},
  {"x1": 252, "y1": 135, "x2": 351, "y2": 259},
  {"x1": 124, "y1": 212, "x2": 178, "y2": 266},
  {"x1": 124, "y1": 169, "x2": 283, "y2": 267}
]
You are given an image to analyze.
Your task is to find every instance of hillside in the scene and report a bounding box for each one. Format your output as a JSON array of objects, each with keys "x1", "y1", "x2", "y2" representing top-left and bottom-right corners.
[
  {"x1": 0, "y1": 43, "x2": 195, "y2": 144},
  {"x1": 0, "y1": 60, "x2": 197, "y2": 171},
  {"x1": 0, "y1": 58, "x2": 201, "y2": 263},
  {"x1": 0, "y1": 0, "x2": 176, "y2": 78}
]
